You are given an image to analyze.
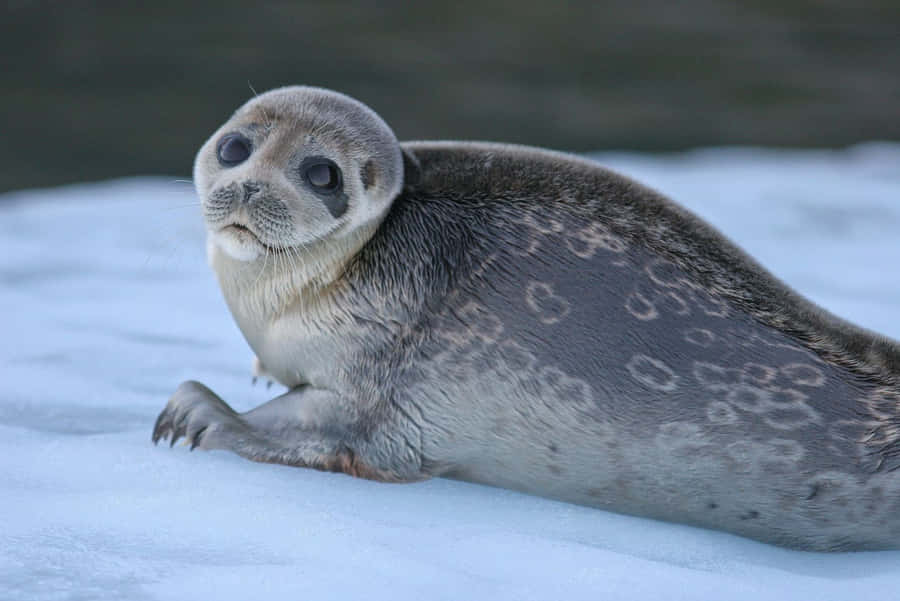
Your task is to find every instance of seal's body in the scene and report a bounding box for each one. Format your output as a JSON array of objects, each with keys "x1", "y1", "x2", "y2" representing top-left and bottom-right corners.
[{"x1": 154, "y1": 87, "x2": 900, "y2": 550}]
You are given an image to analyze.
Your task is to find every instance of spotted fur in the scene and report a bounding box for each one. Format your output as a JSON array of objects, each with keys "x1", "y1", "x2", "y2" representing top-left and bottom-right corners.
[{"x1": 154, "y1": 88, "x2": 900, "y2": 551}]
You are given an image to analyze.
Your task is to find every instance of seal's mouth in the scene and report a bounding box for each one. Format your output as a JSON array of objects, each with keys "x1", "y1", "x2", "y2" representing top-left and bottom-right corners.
[
  {"x1": 223, "y1": 223, "x2": 256, "y2": 237},
  {"x1": 220, "y1": 222, "x2": 266, "y2": 247},
  {"x1": 220, "y1": 223, "x2": 284, "y2": 254}
]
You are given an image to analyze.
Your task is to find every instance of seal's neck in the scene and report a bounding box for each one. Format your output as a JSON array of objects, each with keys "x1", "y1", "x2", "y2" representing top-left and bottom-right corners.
[{"x1": 207, "y1": 223, "x2": 376, "y2": 322}]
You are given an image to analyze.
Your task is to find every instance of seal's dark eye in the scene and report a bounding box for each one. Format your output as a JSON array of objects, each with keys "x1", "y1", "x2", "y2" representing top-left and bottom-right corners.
[
  {"x1": 302, "y1": 158, "x2": 342, "y2": 193},
  {"x1": 216, "y1": 134, "x2": 251, "y2": 166}
]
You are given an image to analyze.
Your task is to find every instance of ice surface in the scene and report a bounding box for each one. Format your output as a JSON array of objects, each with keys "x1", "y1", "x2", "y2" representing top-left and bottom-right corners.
[{"x1": 3, "y1": 144, "x2": 900, "y2": 600}]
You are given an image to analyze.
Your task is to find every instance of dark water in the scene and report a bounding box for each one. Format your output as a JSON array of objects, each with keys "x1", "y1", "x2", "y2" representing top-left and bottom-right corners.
[{"x1": 2, "y1": 0, "x2": 899, "y2": 192}]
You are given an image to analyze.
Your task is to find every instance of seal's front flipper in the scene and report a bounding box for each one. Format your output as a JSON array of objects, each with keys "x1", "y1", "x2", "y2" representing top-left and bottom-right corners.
[
  {"x1": 152, "y1": 381, "x2": 420, "y2": 483},
  {"x1": 152, "y1": 380, "x2": 241, "y2": 450}
]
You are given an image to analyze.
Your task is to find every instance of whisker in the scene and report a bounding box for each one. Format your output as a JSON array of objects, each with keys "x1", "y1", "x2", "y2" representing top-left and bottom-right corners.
[
  {"x1": 253, "y1": 243, "x2": 270, "y2": 289},
  {"x1": 286, "y1": 244, "x2": 300, "y2": 285},
  {"x1": 159, "y1": 203, "x2": 202, "y2": 212},
  {"x1": 248, "y1": 80, "x2": 272, "y2": 128},
  {"x1": 285, "y1": 245, "x2": 292, "y2": 283},
  {"x1": 272, "y1": 241, "x2": 281, "y2": 282}
]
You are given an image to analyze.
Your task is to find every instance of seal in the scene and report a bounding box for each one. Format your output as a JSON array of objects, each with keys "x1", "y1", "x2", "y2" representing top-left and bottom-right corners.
[{"x1": 153, "y1": 86, "x2": 900, "y2": 551}]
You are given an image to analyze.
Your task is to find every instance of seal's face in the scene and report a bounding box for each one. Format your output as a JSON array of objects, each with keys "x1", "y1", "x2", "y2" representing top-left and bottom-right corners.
[{"x1": 193, "y1": 86, "x2": 404, "y2": 262}]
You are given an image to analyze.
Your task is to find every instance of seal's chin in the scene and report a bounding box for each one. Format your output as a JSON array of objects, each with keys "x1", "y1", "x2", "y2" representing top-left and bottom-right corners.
[{"x1": 212, "y1": 223, "x2": 268, "y2": 262}]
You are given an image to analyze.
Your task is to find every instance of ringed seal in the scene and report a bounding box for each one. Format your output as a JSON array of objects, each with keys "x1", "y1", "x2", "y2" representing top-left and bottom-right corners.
[{"x1": 153, "y1": 86, "x2": 900, "y2": 551}]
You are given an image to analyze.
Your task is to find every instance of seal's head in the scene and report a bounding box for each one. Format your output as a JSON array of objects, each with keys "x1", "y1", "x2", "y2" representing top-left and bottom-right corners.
[{"x1": 193, "y1": 86, "x2": 404, "y2": 262}]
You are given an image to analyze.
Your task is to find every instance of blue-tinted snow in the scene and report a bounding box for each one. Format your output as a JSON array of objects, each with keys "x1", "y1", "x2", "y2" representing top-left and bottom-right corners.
[{"x1": 2, "y1": 144, "x2": 900, "y2": 600}]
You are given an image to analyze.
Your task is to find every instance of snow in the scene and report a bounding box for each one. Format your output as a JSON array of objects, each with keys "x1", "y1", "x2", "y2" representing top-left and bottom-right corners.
[{"x1": 3, "y1": 143, "x2": 900, "y2": 600}]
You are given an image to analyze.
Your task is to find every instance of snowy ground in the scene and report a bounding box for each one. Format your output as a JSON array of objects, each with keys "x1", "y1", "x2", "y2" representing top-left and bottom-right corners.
[{"x1": 3, "y1": 143, "x2": 900, "y2": 600}]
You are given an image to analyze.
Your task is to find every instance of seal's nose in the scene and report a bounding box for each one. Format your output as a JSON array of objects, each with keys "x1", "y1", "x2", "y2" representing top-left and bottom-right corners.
[{"x1": 242, "y1": 181, "x2": 261, "y2": 203}]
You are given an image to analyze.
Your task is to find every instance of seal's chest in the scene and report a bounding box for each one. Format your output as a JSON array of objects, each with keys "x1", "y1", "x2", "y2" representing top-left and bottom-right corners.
[{"x1": 250, "y1": 313, "x2": 347, "y2": 389}]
